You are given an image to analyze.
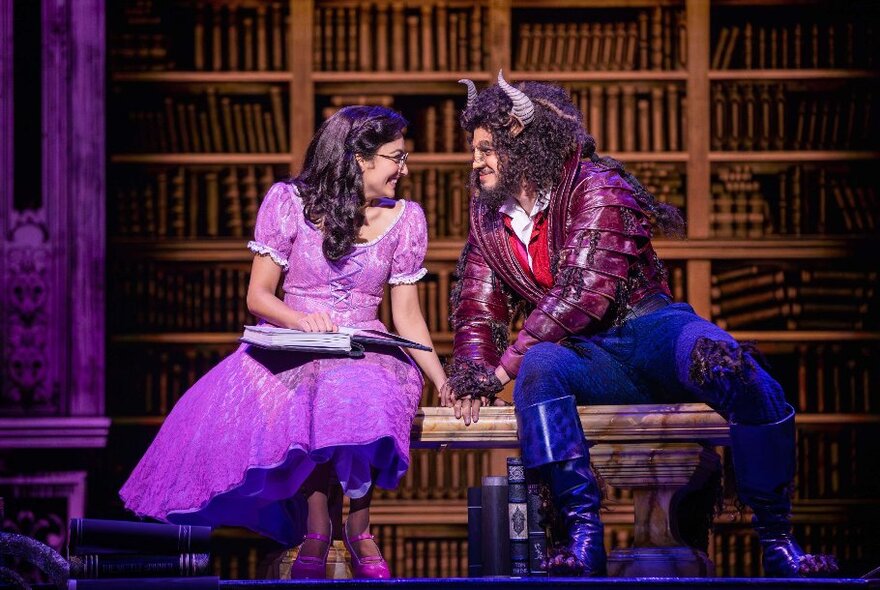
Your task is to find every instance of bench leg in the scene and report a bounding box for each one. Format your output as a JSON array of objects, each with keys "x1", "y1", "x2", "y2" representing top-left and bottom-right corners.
[{"x1": 590, "y1": 442, "x2": 721, "y2": 577}]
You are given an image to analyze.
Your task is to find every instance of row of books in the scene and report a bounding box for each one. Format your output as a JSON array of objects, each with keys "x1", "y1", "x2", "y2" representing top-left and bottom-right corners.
[
  {"x1": 192, "y1": 2, "x2": 288, "y2": 72},
  {"x1": 389, "y1": 533, "x2": 470, "y2": 579},
  {"x1": 796, "y1": 427, "x2": 877, "y2": 500},
  {"x1": 566, "y1": 83, "x2": 686, "y2": 153},
  {"x1": 471, "y1": 455, "x2": 875, "y2": 579},
  {"x1": 775, "y1": 166, "x2": 878, "y2": 235},
  {"x1": 408, "y1": 277, "x2": 453, "y2": 334},
  {"x1": 711, "y1": 166, "x2": 768, "y2": 238},
  {"x1": 707, "y1": 165, "x2": 877, "y2": 237},
  {"x1": 468, "y1": 457, "x2": 652, "y2": 578},
  {"x1": 515, "y1": 8, "x2": 686, "y2": 72},
  {"x1": 109, "y1": 0, "x2": 174, "y2": 72},
  {"x1": 628, "y1": 162, "x2": 686, "y2": 211},
  {"x1": 108, "y1": 346, "x2": 231, "y2": 416},
  {"x1": 397, "y1": 168, "x2": 470, "y2": 240},
  {"x1": 111, "y1": 263, "x2": 255, "y2": 333},
  {"x1": 110, "y1": 265, "x2": 450, "y2": 335},
  {"x1": 266, "y1": 516, "x2": 870, "y2": 579},
  {"x1": 111, "y1": 166, "x2": 279, "y2": 239},
  {"x1": 376, "y1": 449, "x2": 493, "y2": 502},
  {"x1": 67, "y1": 518, "x2": 213, "y2": 583},
  {"x1": 713, "y1": 519, "x2": 875, "y2": 578},
  {"x1": 710, "y1": 265, "x2": 877, "y2": 331},
  {"x1": 110, "y1": 32, "x2": 174, "y2": 72},
  {"x1": 115, "y1": 87, "x2": 289, "y2": 154},
  {"x1": 315, "y1": 3, "x2": 484, "y2": 72},
  {"x1": 711, "y1": 19, "x2": 876, "y2": 70},
  {"x1": 111, "y1": 1, "x2": 289, "y2": 72},
  {"x1": 790, "y1": 345, "x2": 877, "y2": 414},
  {"x1": 466, "y1": 460, "x2": 542, "y2": 577},
  {"x1": 108, "y1": 253, "x2": 684, "y2": 339},
  {"x1": 109, "y1": 159, "x2": 875, "y2": 243},
  {"x1": 711, "y1": 84, "x2": 874, "y2": 151},
  {"x1": 320, "y1": 94, "x2": 471, "y2": 154}
]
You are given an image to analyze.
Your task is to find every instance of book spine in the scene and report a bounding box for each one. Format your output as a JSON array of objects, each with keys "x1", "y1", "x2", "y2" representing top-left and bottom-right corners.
[
  {"x1": 507, "y1": 457, "x2": 528, "y2": 576},
  {"x1": 69, "y1": 554, "x2": 210, "y2": 578},
  {"x1": 480, "y1": 476, "x2": 510, "y2": 576},
  {"x1": 467, "y1": 486, "x2": 482, "y2": 577},
  {"x1": 526, "y1": 478, "x2": 547, "y2": 576},
  {"x1": 272, "y1": 3, "x2": 284, "y2": 70},
  {"x1": 69, "y1": 519, "x2": 212, "y2": 555}
]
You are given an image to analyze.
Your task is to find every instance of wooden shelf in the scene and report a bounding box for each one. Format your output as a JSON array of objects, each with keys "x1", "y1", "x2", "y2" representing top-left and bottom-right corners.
[
  {"x1": 111, "y1": 154, "x2": 293, "y2": 165},
  {"x1": 711, "y1": 0, "x2": 835, "y2": 5},
  {"x1": 112, "y1": 333, "x2": 241, "y2": 344},
  {"x1": 109, "y1": 329, "x2": 880, "y2": 347},
  {"x1": 730, "y1": 331, "x2": 880, "y2": 343},
  {"x1": 410, "y1": 152, "x2": 690, "y2": 163},
  {"x1": 508, "y1": 70, "x2": 689, "y2": 82},
  {"x1": 110, "y1": 150, "x2": 875, "y2": 169},
  {"x1": 655, "y1": 237, "x2": 871, "y2": 259},
  {"x1": 112, "y1": 71, "x2": 293, "y2": 83},
  {"x1": 709, "y1": 151, "x2": 880, "y2": 162},
  {"x1": 108, "y1": 236, "x2": 874, "y2": 261},
  {"x1": 709, "y1": 69, "x2": 880, "y2": 81},
  {"x1": 795, "y1": 414, "x2": 880, "y2": 426},
  {"x1": 606, "y1": 151, "x2": 689, "y2": 162},
  {"x1": 110, "y1": 412, "x2": 880, "y2": 430},
  {"x1": 512, "y1": 0, "x2": 684, "y2": 6},
  {"x1": 313, "y1": 71, "x2": 490, "y2": 83},
  {"x1": 407, "y1": 153, "x2": 471, "y2": 165},
  {"x1": 314, "y1": 71, "x2": 491, "y2": 95},
  {"x1": 107, "y1": 236, "x2": 473, "y2": 263}
]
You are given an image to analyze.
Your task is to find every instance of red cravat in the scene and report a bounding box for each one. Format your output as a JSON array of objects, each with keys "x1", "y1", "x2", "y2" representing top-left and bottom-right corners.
[{"x1": 503, "y1": 210, "x2": 553, "y2": 291}]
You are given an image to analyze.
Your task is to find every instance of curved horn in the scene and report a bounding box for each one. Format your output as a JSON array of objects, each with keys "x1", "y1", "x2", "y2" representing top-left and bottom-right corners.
[
  {"x1": 497, "y1": 70, "x2": 534, "y2": 127},
  {"x1": 458, "y1": 79, "x2": 478, "y2": 110}
]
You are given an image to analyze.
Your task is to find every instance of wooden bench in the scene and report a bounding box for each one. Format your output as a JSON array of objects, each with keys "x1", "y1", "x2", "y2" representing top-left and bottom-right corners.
[{"x1": 411, "y1": 403, "x2": 730, "y2": 577}]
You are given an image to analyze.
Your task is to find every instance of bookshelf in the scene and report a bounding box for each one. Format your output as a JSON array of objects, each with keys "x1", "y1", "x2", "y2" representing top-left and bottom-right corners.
[{"x1": 105, "y1": 0, "x2": 879, "y2": 579}]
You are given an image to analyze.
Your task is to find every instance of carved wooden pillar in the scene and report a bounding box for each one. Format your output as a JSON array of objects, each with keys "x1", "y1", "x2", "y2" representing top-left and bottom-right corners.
[{"x1": 0, "y1": 0, "x2": 108, "y2": 442}]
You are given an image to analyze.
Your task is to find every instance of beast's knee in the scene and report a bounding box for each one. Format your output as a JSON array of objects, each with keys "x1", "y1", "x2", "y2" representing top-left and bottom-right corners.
[
  {"x1": 688, "y1": 337, "x2": 787, "y2": 423},
  {"x1": 515, "y1": 343, "x2": 577, "y2": 407}
]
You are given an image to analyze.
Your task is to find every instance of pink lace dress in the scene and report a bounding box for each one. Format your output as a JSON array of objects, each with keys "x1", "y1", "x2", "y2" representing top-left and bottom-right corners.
[{"x1": 120, "y1": 182, "x2": 428, "y2": 545}]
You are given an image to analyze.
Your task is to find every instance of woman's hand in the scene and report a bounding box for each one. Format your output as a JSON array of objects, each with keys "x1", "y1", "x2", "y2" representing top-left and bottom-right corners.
[
  {"x1": 439, "y1": 381, "x2": 455, "y2": 407},
  {"x1": 292, "y1": 311, "x2": 337, "y2": 332}
]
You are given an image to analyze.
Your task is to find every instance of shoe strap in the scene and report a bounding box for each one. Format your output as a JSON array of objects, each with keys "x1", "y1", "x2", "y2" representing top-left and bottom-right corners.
[
  {"x1": 348, "y1": 532, "x2": 375, "y2": 543},
  {"x1": 303, "y1": 532, "x2": 331, "y2": 542}
]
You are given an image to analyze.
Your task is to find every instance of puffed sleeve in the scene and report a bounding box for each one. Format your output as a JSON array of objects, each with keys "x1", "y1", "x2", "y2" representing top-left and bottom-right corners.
[
  {"x1": 247, "y1": 182, "x2": 300, "y2": 270},
  {"x1": 388, "y1": 201, "x2": 428, "y2": 285}
]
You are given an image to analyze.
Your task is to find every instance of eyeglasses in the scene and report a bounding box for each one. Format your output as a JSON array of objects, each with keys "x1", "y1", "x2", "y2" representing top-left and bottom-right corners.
[{"x1": 376, "y1": 152, "x2": 409, "y2": 170}]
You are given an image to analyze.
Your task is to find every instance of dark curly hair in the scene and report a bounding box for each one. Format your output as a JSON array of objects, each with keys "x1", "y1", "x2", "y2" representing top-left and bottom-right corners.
[
  {"x1": 461, "y1": 81, "x2": 587, "y2": 208},
  {"x1": 291, "y1": 105, "x2": 409, "y2": 260},
  {"x1": 460, "y1": 81, "x2": 684, "y2": 237}
]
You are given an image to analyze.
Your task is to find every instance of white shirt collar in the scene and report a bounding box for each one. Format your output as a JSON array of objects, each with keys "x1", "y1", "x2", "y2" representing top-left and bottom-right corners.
[
  {"x1": 498, "y1": 192, "x2": 550, "y2": 218},
  {"x1": 498, "y1": 192, "x2": 550, "y2": 270}
]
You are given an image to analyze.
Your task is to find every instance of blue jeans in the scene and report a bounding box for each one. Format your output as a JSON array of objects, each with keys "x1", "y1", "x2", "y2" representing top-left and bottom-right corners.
[{"x1": 513, "y1": 303, "x2": 789, "y2": 428}]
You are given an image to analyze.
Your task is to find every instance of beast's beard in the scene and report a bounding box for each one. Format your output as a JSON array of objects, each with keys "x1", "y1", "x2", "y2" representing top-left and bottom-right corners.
[{"x1": 470, "y1": 166, "x2": 522, "y2": 211}]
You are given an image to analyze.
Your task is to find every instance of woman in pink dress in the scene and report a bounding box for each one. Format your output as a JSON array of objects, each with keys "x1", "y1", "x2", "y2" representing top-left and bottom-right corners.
[{"x1": 120, "y1": 106, "x2": 448, "y2": 579}]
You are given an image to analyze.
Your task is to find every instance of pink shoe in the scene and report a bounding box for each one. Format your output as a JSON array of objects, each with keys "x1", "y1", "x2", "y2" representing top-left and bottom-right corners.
[
  {"x1": 290, "y1": 527, "x2": 331, "y2": 580},
  {"x1": 343, "y1": 525, "x2": 392, "y2": 579}
]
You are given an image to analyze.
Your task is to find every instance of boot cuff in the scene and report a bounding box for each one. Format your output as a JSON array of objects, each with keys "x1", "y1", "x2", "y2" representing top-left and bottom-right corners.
[{"x1": 516, "y1": 395, "x2": 587, "y2": 468}]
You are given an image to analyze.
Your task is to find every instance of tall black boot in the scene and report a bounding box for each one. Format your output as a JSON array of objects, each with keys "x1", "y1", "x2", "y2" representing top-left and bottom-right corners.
[
  {"x1": 730, "y1": 406, "x2": 838, "y2": 577},
  {"x1": 517, "y1": 395, "x2": 606, "y2": 576}
]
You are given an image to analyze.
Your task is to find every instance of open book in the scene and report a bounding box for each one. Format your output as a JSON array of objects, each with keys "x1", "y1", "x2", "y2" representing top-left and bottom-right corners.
[{"x1": 241, "y1": 325, "x2": 432, "y2": 358}]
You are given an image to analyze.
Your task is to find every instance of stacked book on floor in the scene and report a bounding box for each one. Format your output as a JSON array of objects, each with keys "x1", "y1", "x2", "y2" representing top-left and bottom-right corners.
[
  {"x1": 468, "y1": 457, "x2": 549, "y2": 578},
  {"x1": 66, "y1": 519, "x2": 217, "y2": 589}
]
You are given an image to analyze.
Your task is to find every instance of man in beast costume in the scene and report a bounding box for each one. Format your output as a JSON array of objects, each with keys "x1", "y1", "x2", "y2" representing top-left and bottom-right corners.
[{"x1": 441, "y1": 72, "x2": 837, "y2": 578}]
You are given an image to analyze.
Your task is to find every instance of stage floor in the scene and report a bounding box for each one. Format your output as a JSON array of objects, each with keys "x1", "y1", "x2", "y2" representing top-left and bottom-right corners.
[{"x1": 220, "y1": 577, "x2": 876, "y2": 589}]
